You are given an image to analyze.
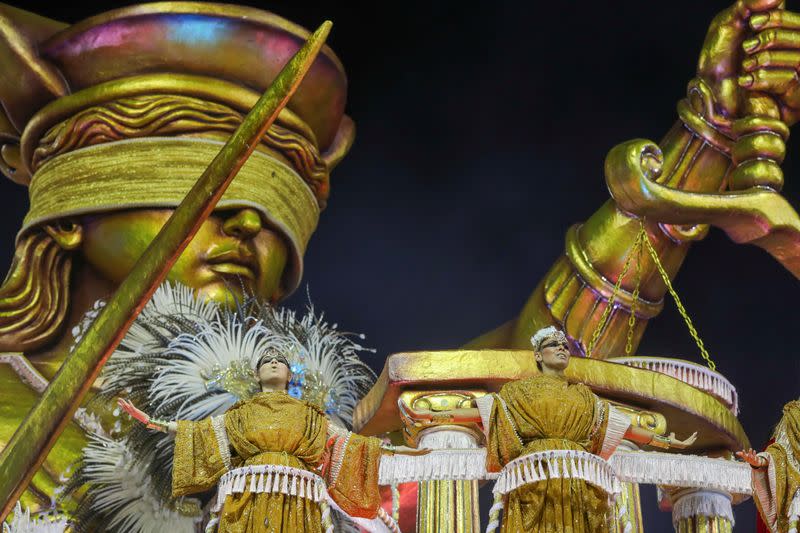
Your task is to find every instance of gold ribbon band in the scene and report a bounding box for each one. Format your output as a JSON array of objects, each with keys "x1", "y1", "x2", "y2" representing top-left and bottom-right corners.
[
  {"x1": 676, "y1": 99, "x2": 733, "y2": 156},
  {"x1": 23, "y1": 137, "x2": 320, "y2": 292}
]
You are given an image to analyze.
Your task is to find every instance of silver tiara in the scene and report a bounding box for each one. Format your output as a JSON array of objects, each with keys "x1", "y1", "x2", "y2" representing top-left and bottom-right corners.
[{"x1": 530, "y1": 326, "x2": 567, "y2": 351}]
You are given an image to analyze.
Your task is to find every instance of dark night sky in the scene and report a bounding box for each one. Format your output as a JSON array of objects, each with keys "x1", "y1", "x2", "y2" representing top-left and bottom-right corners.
[{"x1": 5, "y1": 1, "x2": 800, "y2": 530}]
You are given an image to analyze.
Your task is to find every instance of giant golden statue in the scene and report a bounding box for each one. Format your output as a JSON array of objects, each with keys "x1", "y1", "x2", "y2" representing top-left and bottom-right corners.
[
  {"x1": 0, "y1": 0, "x2": 799, "y2": 531},
  {"x1": 0, "y1": 1, "x2": 355, "y2": 515}
]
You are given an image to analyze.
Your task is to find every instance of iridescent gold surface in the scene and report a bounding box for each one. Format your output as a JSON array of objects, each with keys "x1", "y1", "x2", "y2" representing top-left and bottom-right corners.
[
  {"x1": 0, "y1": 230, "x2": 72, "y2": 353},
  {"x1": 2, "y1": 3, "x2": 347, "y2": 151},
  {"x1": 605, "y1": 138, "x2": 800, "y2": 279},
  {"x1": 0, "y1": 361, "x2": 86, "y2": 516},
  {"x1": 413, "y1": 425, "x2": 484, "y2": 533},
  {"x1": 0, "y1": 3, "x2": 354, "y2": 515},
  {"x1": 470, "y1": 83, "x2": 733, "y2": 355},
  {"x1": 616, "y1": 405, "x2": 667, "y2": 435},
  {"x1": 0, "y1": 20, "x2": 332, "y2": 517},
  {"x1": 467, "y1": 1, "x2": 800, "y2": 356},
  {"x1": 79, "y1": 207, "x2": 289, "y2": 310},
  {"x1": 398, "y1": 391, "x2": 486, "y2": 446},
  {"x1": 416, "y1": 479, "x2": 479, "y2": 533},
  {"x1": 3, "y1": 0, "x2": 798, "y2": 527},
  {"x1": 353, "y1": 350, "x2": 748, "y2": 452}
]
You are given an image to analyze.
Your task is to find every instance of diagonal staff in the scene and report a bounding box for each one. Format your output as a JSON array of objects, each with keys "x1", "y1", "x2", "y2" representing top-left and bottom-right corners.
[{"x1": 0, "y1": 20, "x2": 333, "y2": 521}]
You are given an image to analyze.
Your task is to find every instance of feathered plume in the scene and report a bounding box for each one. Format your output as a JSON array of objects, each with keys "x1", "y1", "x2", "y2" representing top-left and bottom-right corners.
[{"x1": 2, "y1": 503, "x2": 68, "y2": 533}]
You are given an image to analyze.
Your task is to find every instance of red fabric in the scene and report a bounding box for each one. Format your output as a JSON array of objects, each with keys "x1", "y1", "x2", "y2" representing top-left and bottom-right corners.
[
  {"x1": 375, "y1": 482, "x2": 417, "y2": 532},
  {"x1": 757, "y1": 513, "x2": 769, "y2": 533}
]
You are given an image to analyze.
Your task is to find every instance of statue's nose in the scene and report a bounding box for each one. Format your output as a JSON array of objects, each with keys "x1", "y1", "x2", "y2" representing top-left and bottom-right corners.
[{"x1": 222, "y1": 208, "x2": 262, "y2": 239}]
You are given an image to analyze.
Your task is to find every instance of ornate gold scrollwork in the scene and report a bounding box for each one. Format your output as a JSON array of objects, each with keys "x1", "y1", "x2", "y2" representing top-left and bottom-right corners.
[
  {"x1": 605, "y1": 139, "x2": 800, "y2": 279},
  {"x1": 613, "y1": 404, "x2": 667, "y2": 435},
  {"x1": 397, "y1": 390, "x2": 486, "y2": 447}
]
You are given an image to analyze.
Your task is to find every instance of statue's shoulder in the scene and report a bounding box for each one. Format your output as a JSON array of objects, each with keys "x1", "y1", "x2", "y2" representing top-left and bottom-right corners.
[{"x1": 0, "y1": 353, "x2": 89, "y2": 512}]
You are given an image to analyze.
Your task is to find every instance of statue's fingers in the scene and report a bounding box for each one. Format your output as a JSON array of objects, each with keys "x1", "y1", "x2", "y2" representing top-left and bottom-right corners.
[
  {"x1": 739, "y1": 68, "x2": 798, "y2": 91},
  {"x1": 742, "y1": 0, "x2": 786, "y2": 13},
  {"x1": 743, "y1": 50, "x2": 800, "y2": 71},
  {"x1": 744, "y1": 28, "x2": 800, "y2": 53},
  {"x1": 751, "y1": 9, "x2": 800, "y2": 31}
]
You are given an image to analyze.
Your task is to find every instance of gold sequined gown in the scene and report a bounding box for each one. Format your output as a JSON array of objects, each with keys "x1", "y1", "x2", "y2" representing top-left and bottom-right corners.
[
  {"x1": 479, "y1": 374, "x2": 629, "y2": 533},
  {"x1": 752, "y1": 401, "x2": 800, "y2": 533},
  {"x1": 171, "y1": 391, "x2": 382, "y2": 533}
]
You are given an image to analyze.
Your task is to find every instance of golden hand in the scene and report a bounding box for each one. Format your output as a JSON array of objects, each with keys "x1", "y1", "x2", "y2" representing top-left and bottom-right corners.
[
  {"x1": 736, "y1": 448, "x2": 769, "y2": 468},
  {"x1": 697, "y1": 0, "x2": 785, "y2": 121},
  {"x1": 740, "y1": 7, "x2": 800, "y2": 125}
]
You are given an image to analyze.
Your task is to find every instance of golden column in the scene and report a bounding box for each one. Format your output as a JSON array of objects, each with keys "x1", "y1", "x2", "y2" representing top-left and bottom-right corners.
[
  {"x1": 397, "y1": 390, "x2": 486, "y2": 533},
  {"x1": 415, "y1": 429, "x2": 481, "y2": 533}
]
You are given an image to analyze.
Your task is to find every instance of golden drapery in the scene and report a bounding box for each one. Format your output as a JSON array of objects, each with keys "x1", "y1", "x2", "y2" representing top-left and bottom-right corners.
[
  {"x1": 753, "y1": 401, "x2": 800, "y2": 533},
  {"x1": 482, "y1": 374, "x2": 624, "y2": 533},
  {"x1": 171, "y1": 391, "x2": 382, "y2": 532}
]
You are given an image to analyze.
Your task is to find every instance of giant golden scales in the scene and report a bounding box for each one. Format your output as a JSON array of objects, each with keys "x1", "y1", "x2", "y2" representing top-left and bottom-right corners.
[{"x1": 0, "y1": 1, "x2": 798, "y2": 532}]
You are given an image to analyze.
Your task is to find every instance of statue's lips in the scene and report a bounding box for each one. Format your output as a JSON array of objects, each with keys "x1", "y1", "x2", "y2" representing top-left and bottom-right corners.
[
  {"x1": 208, "y1": 262, "x2": 256, "y2": 280},
  {"x1": 207, "y1": 248, "x2": 258, "y2": 280}
]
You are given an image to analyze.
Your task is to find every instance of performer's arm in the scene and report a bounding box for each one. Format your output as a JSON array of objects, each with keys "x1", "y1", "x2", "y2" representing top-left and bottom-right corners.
[{"x1": 118, "y1": 398, "x2": 177, "y2": 435}]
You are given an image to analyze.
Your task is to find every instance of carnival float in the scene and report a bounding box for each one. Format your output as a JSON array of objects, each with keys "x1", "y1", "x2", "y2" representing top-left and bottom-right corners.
[{"x1": 0, "y1": 0, "x2": 798, "y2": 531}]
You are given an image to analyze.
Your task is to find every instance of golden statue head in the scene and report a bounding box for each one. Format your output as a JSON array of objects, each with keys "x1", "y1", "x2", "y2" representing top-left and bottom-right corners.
[{"x1": 0, "y1": 3, "x2": 355, "y2": 352}]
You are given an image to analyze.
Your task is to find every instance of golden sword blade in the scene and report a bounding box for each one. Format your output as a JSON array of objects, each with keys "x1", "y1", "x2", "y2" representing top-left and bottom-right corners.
[{"x1": 0, "y1": 20, "x2": 333, "y2": 520}]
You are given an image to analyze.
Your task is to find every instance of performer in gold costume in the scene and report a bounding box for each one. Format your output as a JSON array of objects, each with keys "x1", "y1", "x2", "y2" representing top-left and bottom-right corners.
[
  {"x1": 119, "y1": 349, "x2": 423, "y2": 532},
  {"x1": 739, "y1": 401, "x2": 800, "y2": 533},
  {"x1": 481, "y1": 327, "x2": 698, "y2": 532},
  {"x1": 406, "y1": 327, "x2": 697, "y2": 532}
]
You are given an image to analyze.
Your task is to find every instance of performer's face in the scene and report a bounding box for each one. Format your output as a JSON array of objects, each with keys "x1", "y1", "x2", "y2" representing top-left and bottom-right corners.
[
  {"x1": 257, "y1": 356, "x2": 291, "y2": 390},
  {"x1": 536, "y1": 336, "x2": 571, "y2": 372},
  {"x1": 79, "y1": 207, "x2": 289, "y2": 304}
]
